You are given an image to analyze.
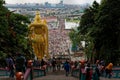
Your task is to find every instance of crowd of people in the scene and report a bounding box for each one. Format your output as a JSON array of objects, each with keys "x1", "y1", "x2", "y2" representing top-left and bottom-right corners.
[
  {"x1": 48, "y1": 28, "x2": 70, "y2": 56},
  {"x1": 5, "y1": 18, "x2": 72, "y2": 78},
  {"x1": 4, "y1": 18, "x2": 114, "y2": 79},
  {"x1": 70, "y1": 60, "x2": 113, "y2": 80},
  {"x1": 48, "y1": 18, "x2": 71, "y2": 57},
  {"x1": 5, "y1": 53, "x2": 114, "y2": 80},
  {"x1": 5, "y1": 53, "x2": 26, "y2": 78},
  {"x1": 47, "y1": 19, "x2": 114, "y2": 79},
  {"x1": 33, "y1": 58, "x2": 114, "y2": 80}
]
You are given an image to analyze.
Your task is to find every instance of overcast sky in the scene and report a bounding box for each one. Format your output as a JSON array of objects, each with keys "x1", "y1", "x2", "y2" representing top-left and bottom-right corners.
[{"x1": 5, "y1": 0, "x2": 101, "y2": 4}]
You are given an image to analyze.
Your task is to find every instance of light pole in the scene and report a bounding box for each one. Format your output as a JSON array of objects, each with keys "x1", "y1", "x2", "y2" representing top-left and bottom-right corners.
[{"x1": 67, "y1": 40, "x2": 71, "y2": 60}]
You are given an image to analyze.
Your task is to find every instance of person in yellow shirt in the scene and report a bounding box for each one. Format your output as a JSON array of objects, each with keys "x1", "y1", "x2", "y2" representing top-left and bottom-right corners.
[{"x1": 105, "y1": 63, "x2": 113, "y2": 78}]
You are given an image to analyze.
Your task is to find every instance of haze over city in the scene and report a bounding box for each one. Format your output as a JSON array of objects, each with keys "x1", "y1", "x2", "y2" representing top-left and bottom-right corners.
[{"x1": 5, "y1": 0, "x2": 101, "y2": 4}]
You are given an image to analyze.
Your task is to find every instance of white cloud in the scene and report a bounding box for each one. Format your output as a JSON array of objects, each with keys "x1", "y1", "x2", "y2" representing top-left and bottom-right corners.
[
  {"x1": 5, "y1": 0, "x2": 59, "y2": 4},
  {"x1": 63, "y1": 0, "x2": 101, "y2": 4},
  {"x1": 5, "y1": 0, "x2": 101, "y2": 4}
]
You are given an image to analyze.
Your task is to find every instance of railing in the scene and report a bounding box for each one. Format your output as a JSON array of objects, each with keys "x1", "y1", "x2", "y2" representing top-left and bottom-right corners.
[
  {"x1": 71, "y1": 68, "x2": 79, "y2": 78},
  {"x1": 33, "y1": 67, "x2": 46, "y2": 78},
  {"x1": 24, "y1": 68, "x2": 32, "y2": 80},
  {"x1": 71, "y1": 67, "x2": 120, "y2": 79},
  {"x1": 109, "y1": 68, "x2": 120, "y2": 78},
  {"x1": 100, "y1": 68, "x2": 120, "y2": 78},
  {"x1": 24, "y1": 67, "x2": 46, "y2": 80},
  {"x1": 0, "y1": 67, "x2": 46, "y2": 80},
  {"x1": 0, "y1": 68, "x2": 9, "y2": 76}
]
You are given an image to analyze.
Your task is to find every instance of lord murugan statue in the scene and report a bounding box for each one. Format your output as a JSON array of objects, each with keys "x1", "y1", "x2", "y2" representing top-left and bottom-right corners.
[{"x1": 28, "y1": 11, "x2": 48, "y2": 60}]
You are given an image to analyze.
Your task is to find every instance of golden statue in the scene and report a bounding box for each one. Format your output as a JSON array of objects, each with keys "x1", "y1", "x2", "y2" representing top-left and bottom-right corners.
[{"x1": 28, "y1": 11, "x2": 48, "y2": 60}]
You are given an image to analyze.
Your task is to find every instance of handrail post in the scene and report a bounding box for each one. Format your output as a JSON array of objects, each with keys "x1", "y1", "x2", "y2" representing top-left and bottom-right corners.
[
  {"x1": 30, "y1": 68, "x2": 33, "y2": 80},
  {"x1": 27, "y1": 60, "x2": 33, "y2": 80},
  {"x1": 16, "y1": 72, "x2": 24, "y2": 80},
  {"x1": 79, "y1": 66, "x2": 81, "y2": 80}
]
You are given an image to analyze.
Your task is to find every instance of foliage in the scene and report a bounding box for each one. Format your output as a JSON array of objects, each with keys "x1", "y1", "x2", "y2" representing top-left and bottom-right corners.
[
  {"x1": 77, "y1": 1, "x2": 99, "y2": 62},
  {"x1": 0, "y1": 51, "x2": 6, "y2": 59},
  {"x1": 0, "y1": 0, "x2": 33, "y2": 61},
  {"x1": 66, "y1": 18, "x2": 80, "y2": 23},
  {"x1": 69, "y1": 28, "x2": 82, "y2": 52},
  {"x1": 94, "y1": 0, "x2": 120, "y2": 63},
  {"x1": 77, "y1": 0, "x2": 120, "y2": 64}
]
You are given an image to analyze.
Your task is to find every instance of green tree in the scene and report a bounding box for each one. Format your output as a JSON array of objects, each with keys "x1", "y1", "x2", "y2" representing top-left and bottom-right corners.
[
  {"x1": 0, "y1": 0, "x2": 33, "y2": 61},
  {"x1": 0, "y1": 0, "x2": 10, "y2": 53},
  {"x1": 95, "y1": 0, "x2": 120, "y2": 63},
  {"x1": 7, "y1": 13, "x2": 32, "y2": 57},
  {"x1": 78, "y1": 1, "x2": 99, "y2": 35},
  {"x1": 78, "y1": 1, "x2": 99, "y2": 62},
  {"x1": 78, "y1": 0, "x2": 120, "y2": 64},
  {"x1": 69, "y1": 28, "x2": 79, "y2": 52}
]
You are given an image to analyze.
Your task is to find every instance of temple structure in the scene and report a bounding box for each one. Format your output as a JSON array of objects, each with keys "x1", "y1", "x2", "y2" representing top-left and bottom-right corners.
[{"x1": 28, "y1": 11, "x2": 49, "y2": 60}]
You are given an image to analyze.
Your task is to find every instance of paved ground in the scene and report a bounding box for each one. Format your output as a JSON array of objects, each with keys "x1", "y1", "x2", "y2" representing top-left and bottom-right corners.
[
  {"x1": 0, "y1": 77, "x2": 15, "y2": 80},
  {"x1": 33, "y1": 70, "x2": 120, "y2": 80},
  {"x1": 33, "y1": 70, "x2": 78, "y2": 80},
  {"x1": 34, "y1": 75, "x2": 120, "y2": 80},
  {"x1": 34, "y1": 74, "x2": 78, "y2": 80},
  {"x1": 0, "y1": 77, "x2": 119, "y2": 80},
  {"x1": 0, "y1": 70, "x2": 120, "y2": 80},
  {"x1": 100, "y1": 77, "x2": 120, "y2": 80}
]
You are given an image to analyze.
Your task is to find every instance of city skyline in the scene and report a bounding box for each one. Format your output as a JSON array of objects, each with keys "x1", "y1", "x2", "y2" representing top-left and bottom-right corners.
[{"x1": 5, "y1": 0, "x2": 101, "y2": 4}]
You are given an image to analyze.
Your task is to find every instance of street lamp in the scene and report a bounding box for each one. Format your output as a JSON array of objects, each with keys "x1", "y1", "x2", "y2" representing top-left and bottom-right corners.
[{"x1": 67, "y1": 40, "x2": 71, "y2": 60}]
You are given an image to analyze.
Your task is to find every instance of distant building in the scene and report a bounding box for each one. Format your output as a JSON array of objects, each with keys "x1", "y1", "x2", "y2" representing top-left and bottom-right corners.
[
  {"x1": 45, "y1": 2, "x2": 51, "y2": 8},
  {"x1": 65, "y1": 21, "x2": 79, "y2": 29},
  {"x1": 42, "y1": 16, "x2": 58, "y2": 29},
  {"x1": 60, "y1": 0, "x2": 63, "y2": 4}
]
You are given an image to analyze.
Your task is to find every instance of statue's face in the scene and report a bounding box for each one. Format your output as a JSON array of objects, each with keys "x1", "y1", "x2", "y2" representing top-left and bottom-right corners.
[{"x1": 34, "y1": 26, "x2": 43, "y2": 34}]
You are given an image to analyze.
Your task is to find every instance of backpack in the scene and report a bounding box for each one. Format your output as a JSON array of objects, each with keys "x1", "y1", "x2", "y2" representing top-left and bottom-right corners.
[
  {"x1": 8, "y1": 58, "x2": 14, "y2": 70},
  {"x1": 16, "y1": 56, "x2": 25, "y2": 68}
]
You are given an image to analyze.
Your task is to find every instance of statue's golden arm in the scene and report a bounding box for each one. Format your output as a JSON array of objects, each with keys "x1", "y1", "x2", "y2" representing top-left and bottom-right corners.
[
  {"x1": 44, "y1": 25, "x2": 49, "y2": 56},
  {"x1": 28, "y1": 25, "x2": 35, "y2": 39}
]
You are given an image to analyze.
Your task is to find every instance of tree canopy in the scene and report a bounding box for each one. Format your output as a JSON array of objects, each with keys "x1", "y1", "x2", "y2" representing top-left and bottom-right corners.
[
  {"x1": 77, "y1": 0, "x2": 120, "y2": 64},
  {"x1": 0, "y1": 0, "x2": 33, "y2": 62}
]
